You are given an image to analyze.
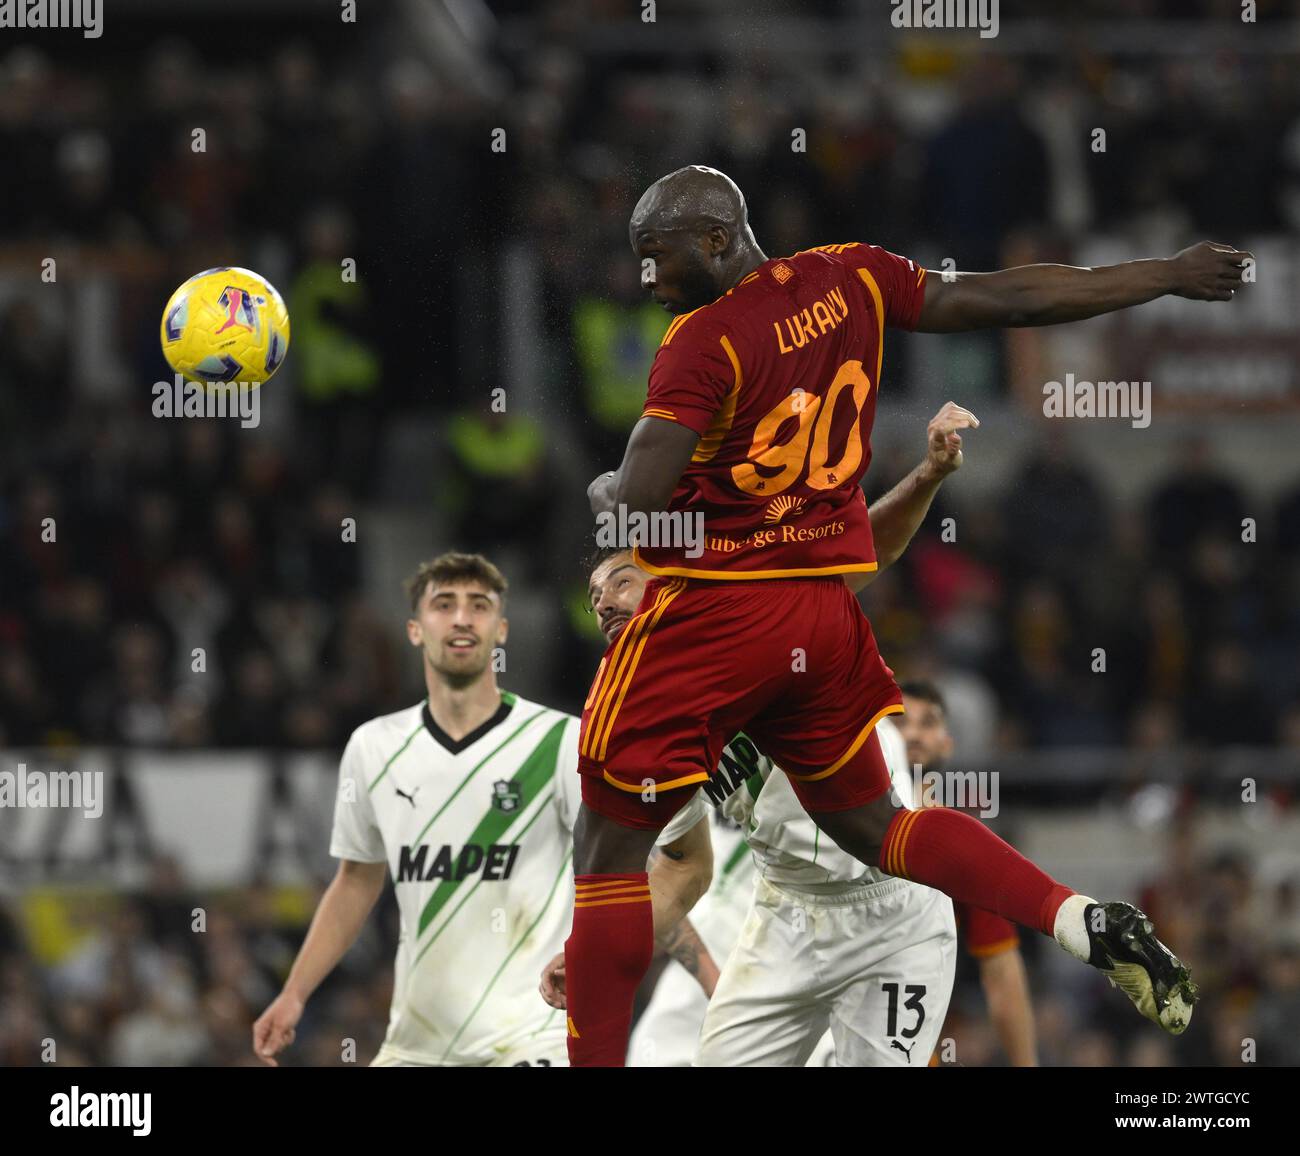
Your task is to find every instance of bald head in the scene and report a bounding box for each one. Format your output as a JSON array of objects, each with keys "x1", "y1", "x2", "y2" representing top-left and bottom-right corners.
[
  {"x1": 628, "y1": 166, "x2": 766, "y2": 314},
  {"x1": 630, "y1": 166, "x2": 749, "y2": 239}
]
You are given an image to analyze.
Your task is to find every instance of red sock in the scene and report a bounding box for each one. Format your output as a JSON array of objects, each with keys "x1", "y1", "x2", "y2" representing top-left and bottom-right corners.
[
  {"x1": 564, "y1": 873, "x2": 654, "y2": 1067},
  {"x1": 880, "y1": 808, "x2": 1074, "y2": 936}
]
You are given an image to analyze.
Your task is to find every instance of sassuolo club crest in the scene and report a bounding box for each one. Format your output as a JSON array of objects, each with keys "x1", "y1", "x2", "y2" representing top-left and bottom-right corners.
[{"x1": 491, "y1": 779, "x2": 522, "y2": 813}]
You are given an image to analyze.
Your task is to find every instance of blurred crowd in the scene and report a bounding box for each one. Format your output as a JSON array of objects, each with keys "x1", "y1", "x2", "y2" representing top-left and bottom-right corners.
[
  {"x1": 0, "y1": 859, "x2": 394, "y2": 1067},
  {"x1": 869, "y1": 430, "x2": 1300, "y2": 753}
]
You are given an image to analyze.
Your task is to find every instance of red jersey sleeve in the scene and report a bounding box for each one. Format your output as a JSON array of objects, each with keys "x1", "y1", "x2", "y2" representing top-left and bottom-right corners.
[
  {"x1": 843, "y1": 244, "x2": 928, "y2": 331},
  {"x1": 642, "y1": 316, "x2": 737, "y2": 437},
  {"x1": 956, "y1": 900, "x2": 1020, "y2": 959}
]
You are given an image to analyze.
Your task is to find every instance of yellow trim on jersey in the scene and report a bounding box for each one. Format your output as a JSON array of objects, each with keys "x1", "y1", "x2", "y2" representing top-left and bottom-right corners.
[
  {"x1": 883, "y1": 808, "x2": 909, "y2": 876},
  {"x1": 574, "y1": 882, "x2": 650, "y2": 898},
  {"x1": 660, "y1": 307, "x2": 704, "y2": 348},
  {"x1": 885, "y1": 806, "x2": 923, "y2": 877},
  {"x1": 895, "y1": 808, "x2": 925, "y2": 878},
  {"x1": 582, "y1": 578, "x2": 681, "y2": 758},
  {"x1": 659, "y1": 268, "x2": 765, "y2": 336},
  {"x1": 967, "y1": 936, "x2": 1020, "y2": 959},
  {"x1": 592, "y1": 578, "x2": 686, "y2": 760},
  {"x1": 855, "y1": 268, "x2": 887, "y2": 387},
  {"x1": 642, "y1": 407, "x2": 677, "y2": 421},
  {"x1": 574, "y1": 885, "x2": 649, "y2": 900},
  {"x1": 792, "y1": 242, "x2": 859, "y2": 257},
  {"x1": 786, "y1": 702, "x2": 906, "y2": 784},
  {"x1": 567, "y1": 1016, "x2": 580, "y2": 1038},
  {"x1": 587, "y1": 582, "x2": 681, "y2": 754},
  {"x1": 631, "y1": 550, "x2": 878, "y2": 581},
  {"x1": 580, "y1": 584, "x2": 671, "y2": 758},
  {"x1": 601, "y1": 768, "x2": 710, "y2": 794},
  {"x1": 575, "y1": 879, "x2": 649, "y2": 896},
  {"x1": 915, "y1": 265, "x2": 927, "y2": 287},
  {"x1": 691, "y1": 335, "x2": 743, "y2": 464},
  {"x1": 574, "y1": 893, "x2": 654, "y2": 909}
]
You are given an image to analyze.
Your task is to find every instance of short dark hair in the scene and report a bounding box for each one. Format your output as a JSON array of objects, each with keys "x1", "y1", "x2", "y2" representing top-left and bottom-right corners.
[
  {"x1": 899, "y1": 679, "x2": 947, "y2": 715},
  {"x1": 583, "y1": 542, "x2": 633, "y2": 578},
  {"x1": 405, "y1": 552, "x2": 507, "y2": 612}
]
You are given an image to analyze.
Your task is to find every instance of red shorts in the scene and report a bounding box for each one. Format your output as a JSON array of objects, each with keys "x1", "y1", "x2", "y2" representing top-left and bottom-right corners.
[{"x1": 577, "y1": 575, "x2": 902, "y2": 830}]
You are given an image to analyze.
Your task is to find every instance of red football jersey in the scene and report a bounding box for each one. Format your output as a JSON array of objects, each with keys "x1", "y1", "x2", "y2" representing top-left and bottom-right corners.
[{"x1": 633, "y1": 243, "x2": 927, "y2": 579}]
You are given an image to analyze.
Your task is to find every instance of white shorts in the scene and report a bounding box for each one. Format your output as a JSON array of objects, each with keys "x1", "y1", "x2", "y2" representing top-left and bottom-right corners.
[
  {"x1": 629, "y1": 959, "x2": 709, "y2": 1067},
  {"x1": 630, "y1": 961, "x2": 842, "y2": 1067},
  {"x1": 695, "y1": 874, "x2": 957, "y2": 1067},
  {"x1": 370, "y1": 1029, "x2": 568, "y2": 1068}
]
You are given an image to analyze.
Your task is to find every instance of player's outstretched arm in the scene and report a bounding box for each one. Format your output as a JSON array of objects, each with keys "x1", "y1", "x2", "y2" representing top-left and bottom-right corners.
[
  {"x1": 915, "y1": 241, "x2": 1252, "y2": 332},
  {"x1": 252, "y1": 858, "x2": 387, "y2": 1066},
  {"x1": 845, "y1": 401, "x2": 976, "y2": 593},
  {"x1": 978, "y1": 947, "x2": 1039, "y2": 1067}
]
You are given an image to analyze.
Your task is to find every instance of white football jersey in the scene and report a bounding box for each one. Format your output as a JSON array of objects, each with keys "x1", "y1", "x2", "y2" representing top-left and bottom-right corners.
[
  {"x1": 330, "y1": 692, "x2": 581, "y2": 1066},
  {"x1": 659, "y1": 717, "x2": 918, "y2": 890}
]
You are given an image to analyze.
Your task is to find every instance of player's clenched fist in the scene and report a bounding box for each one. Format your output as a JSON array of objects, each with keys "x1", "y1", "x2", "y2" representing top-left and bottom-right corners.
[
  {"x1": 926, "y1": 402, "x2": 979, "y2": 477},
  {"x1": 1166, "y1": 241, "x2": 1253, "y2": 301},
  {"x1": 253, "y1": 990, "x2": 305, "y2": 1066},
  {"x1": 539, "y1": 952, "x2": 567, "y2": 1010}
]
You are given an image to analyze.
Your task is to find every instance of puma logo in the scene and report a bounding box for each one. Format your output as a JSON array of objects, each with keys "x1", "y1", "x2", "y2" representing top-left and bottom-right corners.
[
  {"x1": 395, "y1": 785, "x2": 419, "y2": 808},
  {"x1": 890, "y1": 1039, "x2": 915, "y2": 1062}
]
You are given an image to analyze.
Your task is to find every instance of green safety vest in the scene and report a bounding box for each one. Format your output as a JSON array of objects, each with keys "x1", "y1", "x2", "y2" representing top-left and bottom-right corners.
[
  {"x1": 572, "y1": 298, "x2": 669, "y2": 430},
  {"x1": 291, "y1": 263, "x2": 381, "y2": 402}
]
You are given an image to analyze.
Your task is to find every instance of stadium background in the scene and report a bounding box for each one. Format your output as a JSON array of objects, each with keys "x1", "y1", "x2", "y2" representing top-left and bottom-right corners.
[{"x1": 2, "y1": 0, "x2": 1299, "y2": 1067}]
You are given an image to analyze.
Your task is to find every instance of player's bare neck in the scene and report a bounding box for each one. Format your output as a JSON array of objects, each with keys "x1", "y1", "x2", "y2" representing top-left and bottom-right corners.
[
  {"x1": 426, "y1": 675, "x2": 503, "y2": 743},
  {"x1": 727, "y1": 245, "x2": 768, "y2": 291}
]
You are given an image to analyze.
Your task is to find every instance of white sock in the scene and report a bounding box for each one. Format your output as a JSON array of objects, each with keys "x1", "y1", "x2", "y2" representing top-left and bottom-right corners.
[{"x1": 1053, "y1": 894, "x2": 1097, "y2": 962}]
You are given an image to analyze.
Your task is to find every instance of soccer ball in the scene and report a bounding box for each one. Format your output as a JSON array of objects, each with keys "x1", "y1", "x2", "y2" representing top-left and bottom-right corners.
[{"x1": 160, "y1": 267, "x2": 290, "y2": 386}]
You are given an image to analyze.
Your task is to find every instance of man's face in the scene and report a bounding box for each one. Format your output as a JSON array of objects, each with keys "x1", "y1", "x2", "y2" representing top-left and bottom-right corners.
[
  {"x1": 407, "y1": 581, "x2": 507, "y2": 687},
  {"x1": 899, "y1": 694, "x2": 954, "y2": 771},
  {"x1": 589, "y1": 551, "x2": 649, "y2": 643},
  {"x1": 633, "y1": 228, "x2": 724, "y2": 315}
]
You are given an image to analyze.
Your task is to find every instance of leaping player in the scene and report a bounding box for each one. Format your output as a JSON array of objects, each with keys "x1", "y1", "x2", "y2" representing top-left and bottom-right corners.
[
  {"x1": 565, "y1": 165, "x2": 1248, "y2": 1065},
  {"x1": 548, "y1": 403, "x2": 976, "y2": 1066}
]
